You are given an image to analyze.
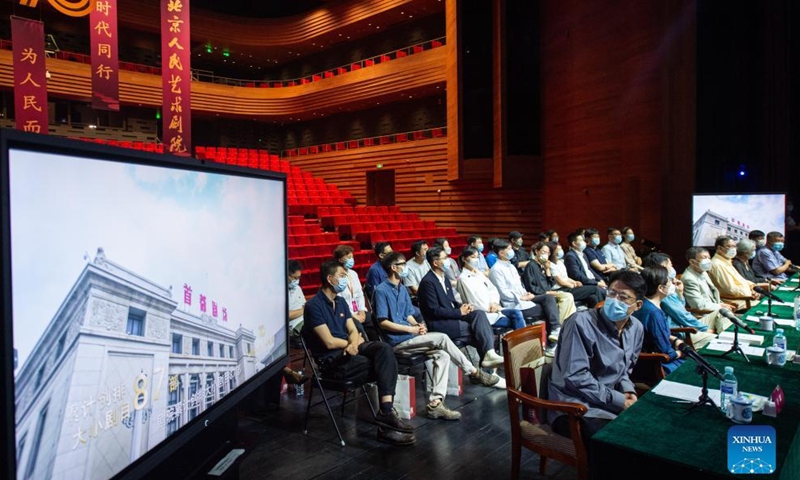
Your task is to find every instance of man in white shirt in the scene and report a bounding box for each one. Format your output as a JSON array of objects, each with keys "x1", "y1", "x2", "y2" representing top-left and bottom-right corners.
[
  {"x1": 457, "y1": 246, "x2": 526, "y2": 330},
  {"x1": 601, "y1": 227, "x2": 627, "y2": 271},
  {"x1": 403, "y1": 239, "x2": 431, "y2": 295},
  {"x1": 488, "y1": 239, "x2": 561, "y2": 350}
]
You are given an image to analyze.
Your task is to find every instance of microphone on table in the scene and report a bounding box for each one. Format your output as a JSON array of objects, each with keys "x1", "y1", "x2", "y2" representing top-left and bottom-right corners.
[
  {"x1": 718, "y1": 308, "x2": 756, "y2": 335},
  {"x1": 678, "y1": 343, "x2": 724, "y2": 380},
  {"x1": 754, "y1": 286, "x2": 783, "y2": 303}
]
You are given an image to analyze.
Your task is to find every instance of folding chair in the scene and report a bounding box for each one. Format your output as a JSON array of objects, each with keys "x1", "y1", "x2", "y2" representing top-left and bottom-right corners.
[{"x1": 299, "y1": 335, "x2": 378, "y2": 446}]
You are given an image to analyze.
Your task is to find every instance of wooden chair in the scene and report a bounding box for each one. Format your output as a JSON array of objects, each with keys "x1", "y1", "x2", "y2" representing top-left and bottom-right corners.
[
  {"x1": 502, "y1": 324, "x2": 589, "y2": 480},
  {"x1": 630, "y1": 352, "x2": 670, "y2": 397},
  {"x1": 720, "y1": 294, "x2": 752, "y2": 312}
]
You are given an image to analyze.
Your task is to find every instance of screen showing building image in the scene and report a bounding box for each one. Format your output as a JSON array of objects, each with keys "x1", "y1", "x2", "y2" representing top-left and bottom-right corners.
[
  {"x1": 7, "y1": 147, "x2": 286, "y2": 480},
  {"x1": 692, "y1": 194, "x2": 785, "y2": 246}
]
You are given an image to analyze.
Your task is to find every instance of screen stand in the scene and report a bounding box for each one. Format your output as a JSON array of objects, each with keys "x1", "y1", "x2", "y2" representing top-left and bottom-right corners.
[
  {"x1": 721, "y1": 323, "x2": 749, "y2": 362},
  {"x1": 687, "y1": 367, "x2": 718, "y2": 412}
]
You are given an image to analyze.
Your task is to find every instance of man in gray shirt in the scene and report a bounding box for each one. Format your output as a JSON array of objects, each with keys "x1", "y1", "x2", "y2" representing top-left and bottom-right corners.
[{"x1": 548, "y1": 270, "x2": 645, "y2": 448}]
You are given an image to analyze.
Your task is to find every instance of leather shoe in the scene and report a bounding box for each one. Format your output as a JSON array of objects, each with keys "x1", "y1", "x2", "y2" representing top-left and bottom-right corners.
[
  {"x1": 377, "y1": 427, "x2": 416, "y2": 446},
  {"x1": 282, "y1": 368, "x2": 309, "y2": 385},
  {"x1": 375, "y1": 408, "x2": 414, "y2": 433}
]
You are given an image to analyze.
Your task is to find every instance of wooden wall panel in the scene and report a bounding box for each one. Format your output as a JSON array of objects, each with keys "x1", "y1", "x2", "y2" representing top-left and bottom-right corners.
[
  {"x1": 0, "y1": 48, "x2": 445, "y2": 118},
  {"x1": 286, "y1": 138, "x2": 542, "y2": 244},
  {"x1": 540, "y1": 0, "x2": 696, "y2": 262}
]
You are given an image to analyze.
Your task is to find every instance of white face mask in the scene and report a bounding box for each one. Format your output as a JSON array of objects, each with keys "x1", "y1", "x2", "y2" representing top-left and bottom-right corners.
[
  {"x1": 666, "y1": 283, "x2": 676, "y2": 296},
  {"x1": 698, "y1": 258, "x2": 712, "y2": 271},
  {"x1": 467, "y1": 257, "x2": 480, "y2": 269},
  {"x1": 538, "y1": 254, "x2": 549, "y2": 263},
  {"x1": 725, "y1": 248, "x2": 737, "y2": 259}
]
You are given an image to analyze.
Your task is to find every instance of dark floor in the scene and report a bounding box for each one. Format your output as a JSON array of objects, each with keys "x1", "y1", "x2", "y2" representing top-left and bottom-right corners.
[{"x1": 234, "y1": 369, "x2": 580, "y2": 480}]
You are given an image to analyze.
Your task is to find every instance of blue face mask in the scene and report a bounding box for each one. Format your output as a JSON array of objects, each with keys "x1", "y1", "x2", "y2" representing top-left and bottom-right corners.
[
  {"x1": 614, "y1": 235, "x2": 622, "y2": 244},
  {"x1": 343, "y1": 258, "x2": 355, "y2": 269},
  {"x1": 626, "y1": 234, "x2": 635, "y2": 242},
  {"x1": 556, "y1": 250, "x2": 564, "y2": 260},
  {"x1": 506, "y1": 248, "x2": 515, "y2": 260},
  {"x1": 289, "y1": 279, "x2": 300, "y2": 290},
  {"x1": 398, "y1": 266, "x2": 410, "y2": 279},
  {"x1": 591, "y1": 237, "x2": 600, "y2": 247},
  {"x1": 331, "y1": 276, "x2": 348, "y2": 293},
  {"x1": 477, "y1": 243, "x2": 484, "y2": 253},
  {"x1": 441, "y1": 258, "x2": 451, "y2": 270},
  {"x1": 773, "y1": 242, "x2": 785, "y2": 251},
  {"x1": 603, "y1": 297, "x2": 632, "y2": 322},
  {"x1": 668, "y1": 267, "x2": 676, "y2": 280},
  {"x1": 749, "y1": 250, "x2": 756, "y2": 260}
]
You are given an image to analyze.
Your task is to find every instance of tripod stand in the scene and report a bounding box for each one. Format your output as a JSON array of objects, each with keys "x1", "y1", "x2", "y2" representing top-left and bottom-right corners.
[
  {"x1": 688, "y1": 366, "x2": 718, "y2": 412},
  {"x1": 721, "y1": 323, "x2": 750, "y2": 362}
]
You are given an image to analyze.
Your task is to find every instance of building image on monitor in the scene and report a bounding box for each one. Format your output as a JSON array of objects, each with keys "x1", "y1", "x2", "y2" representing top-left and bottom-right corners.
[
  {"x1": 13, "y1": 248, "x2": 273, "y2": 480},
  {"x1": 692, "y1": 210, "x2": 751, "y2": 246}
]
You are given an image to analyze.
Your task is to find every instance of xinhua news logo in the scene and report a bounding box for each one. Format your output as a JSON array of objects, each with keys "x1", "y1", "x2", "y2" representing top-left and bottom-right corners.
[{"x1": 728, "y1": 425, "x2": 776, "y2": 474}]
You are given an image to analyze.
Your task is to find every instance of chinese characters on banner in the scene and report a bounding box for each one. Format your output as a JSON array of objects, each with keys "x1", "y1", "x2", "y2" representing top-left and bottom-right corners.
[
  {"x1": 161, "y1": 0, "x2": 191, "y2": 156},
  {"x1": 183, "y1": 283, "x2": 227, "y2": 321},
  {"x1": 90, "y1": 0, "x2": 120, "y2": 111},
  {"x1": 11, "y1": 17, "x2": 48, "y2": 134}
]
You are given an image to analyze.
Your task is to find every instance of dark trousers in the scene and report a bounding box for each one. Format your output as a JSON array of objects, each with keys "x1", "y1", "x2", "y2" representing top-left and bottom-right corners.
[
  {"x1": 551, "y1": 414, "x2": 611, "y2": 471},
  {"x1": 520, "y1": 294, "x2": 560, "y2": 331},
  {"x1": 320, "y1": 341, "x2": 398, "y2": 397},
  {"x1": 452, "y1": 310, "x2": 495, "y2": 358},
  {"x1": 565, "y1": 285, "x2": 606, "y2": 308}
]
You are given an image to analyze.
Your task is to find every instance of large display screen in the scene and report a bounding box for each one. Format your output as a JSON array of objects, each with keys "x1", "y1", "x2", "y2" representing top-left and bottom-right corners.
[
  {"x1": 1, "y1": 131, "x2": 287, "y2": 480},
  {"x1": 692, "y1": 193, "x2": 786, "y2": 246}
]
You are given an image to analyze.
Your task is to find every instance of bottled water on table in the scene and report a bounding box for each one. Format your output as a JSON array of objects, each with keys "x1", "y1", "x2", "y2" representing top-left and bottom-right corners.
[
  {"x1": 773, "y1": 328, "x2": 787, "y2": 350},
  {"x1": 719, "y1": 366, "x2": 738, "y2": 416},
  {"x1": 296, "y1": 371, "x2": 305, "y2": 396}
]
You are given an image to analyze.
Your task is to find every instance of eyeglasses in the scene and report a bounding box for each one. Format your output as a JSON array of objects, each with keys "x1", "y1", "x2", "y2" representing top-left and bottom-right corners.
[
  {"x1": 393, "y1": 262, "x2": 407, "y2": 267},
  {"x1": 606, "y1": 289, "x2": 636, "y2": 304}
]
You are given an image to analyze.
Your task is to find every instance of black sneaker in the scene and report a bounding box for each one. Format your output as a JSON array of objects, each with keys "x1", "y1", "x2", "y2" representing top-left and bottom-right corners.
[
  {"x1": 375, "y1": 408, "x2": 414, "y2": 433},
  {"x1": 377, "y1": 427, "x2": 416, "y2": 446}
]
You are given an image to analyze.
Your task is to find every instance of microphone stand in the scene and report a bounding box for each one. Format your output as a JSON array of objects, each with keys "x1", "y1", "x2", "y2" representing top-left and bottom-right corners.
[
  {"x1": 687, "y1": 365, "x2": 718, "y2": 412},
  {"x1": 766, "y1": 295, "x2": 774, "y2": 318},
  {"x1": 721, "y1": 322, "x2": 749, "y2": 362}
]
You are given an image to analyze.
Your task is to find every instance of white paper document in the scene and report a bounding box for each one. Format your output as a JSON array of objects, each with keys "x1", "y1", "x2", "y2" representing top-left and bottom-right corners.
[
  {"x1": 652, "y1": 380, "x2": 721, "y2": 404},
  {"x1": 705, "y1": 339, "x2": 765, "y2": 357},
  {"x1": 208, "y1": 449, "x2": 246, "y2": 476},
  {"x1": 717, "y1": 331, "x2": 765, "y2": 345}
]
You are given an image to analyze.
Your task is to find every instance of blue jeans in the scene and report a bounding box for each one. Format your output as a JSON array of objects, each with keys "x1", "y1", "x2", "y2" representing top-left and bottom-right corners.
[{"x1": 494, "y1": 308, "x2": 526, "y2": 330}]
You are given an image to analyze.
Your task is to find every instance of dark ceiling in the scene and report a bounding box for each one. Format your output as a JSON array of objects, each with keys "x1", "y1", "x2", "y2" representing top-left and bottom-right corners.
[{"x1": 190, "y1": 0, "x2": 329, "y2": 18}]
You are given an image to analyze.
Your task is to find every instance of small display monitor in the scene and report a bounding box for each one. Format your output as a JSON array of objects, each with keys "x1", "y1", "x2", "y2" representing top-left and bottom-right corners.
[{"x1": 692, "y1": 193, "x2": 786, "y2": 246}]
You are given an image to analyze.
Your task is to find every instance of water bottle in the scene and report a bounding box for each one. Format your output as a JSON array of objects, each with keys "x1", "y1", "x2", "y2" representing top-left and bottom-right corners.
[
  {"x1": 794, "y1": 296, "x2": 800, "y2": 331},
  {"x1": 719, "y1": 366, "x2": 738, "y2": 417},
  {"x1": 773, "y1": 328, "x2": 787, "y2": 350},
  {"x1": 295, "y1": 371, "x2": 305, "y2": 397}
]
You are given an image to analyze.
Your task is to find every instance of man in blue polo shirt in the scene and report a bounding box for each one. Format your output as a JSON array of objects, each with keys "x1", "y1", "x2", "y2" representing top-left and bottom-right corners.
[
  {"x1": 374, "y1": 252, "x2": 501, "y2": 420},
  {"x1": 365, "y1": 241, "x2": 392, "y2": 297},
  {"x1": 302, "y1": 260, "x2": 415, "y2": 446},
  {"x1": 753, "y1": 231, "x2": 797, "y2": 280}
]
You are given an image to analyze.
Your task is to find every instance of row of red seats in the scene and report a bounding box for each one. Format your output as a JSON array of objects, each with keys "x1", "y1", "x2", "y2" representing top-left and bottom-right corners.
[
  {"x1": 78, "y1": 137, "x2": 164, "y2": 153},
  {"x1": 284, "y1": 128, "x2": 446, "y2": 157},
  {"x1": 317, "y1": 205, "x2": 400, "y2": 216}
]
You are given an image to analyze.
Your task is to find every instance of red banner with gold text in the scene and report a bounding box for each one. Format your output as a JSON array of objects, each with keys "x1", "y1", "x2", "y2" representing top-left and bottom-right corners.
[
  {"x1": 12, "y1": 17, "x2": 48, "y2": 134},
  {"x1": 90, "y1": 0, "x2": 120, "y2": 111},
  {"x1": 161, "y1": 0, "x2": 191, "y2": 156}
]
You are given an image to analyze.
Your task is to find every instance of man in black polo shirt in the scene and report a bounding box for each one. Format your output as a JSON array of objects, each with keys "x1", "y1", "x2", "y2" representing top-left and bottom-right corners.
[
  {"x1": 509, "y1": 230, "x2": 531, "y2": 272},
  {"x1": 302, "y1": 260, "x2": 415, "y2": 446}
]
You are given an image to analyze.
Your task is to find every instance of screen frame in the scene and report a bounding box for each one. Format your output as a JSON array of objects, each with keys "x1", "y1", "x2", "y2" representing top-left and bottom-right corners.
[
  {"x1": 691, "y1": 191, "x2": 787, "y2": 247},
  {"x1": 0, "y1": 129, "x2": 288, "y2": 480}
]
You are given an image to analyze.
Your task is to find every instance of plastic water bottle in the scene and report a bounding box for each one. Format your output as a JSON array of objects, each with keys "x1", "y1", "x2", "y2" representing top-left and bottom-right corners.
[
  {"x1": 719, "y1": 366, "x2": 738, "y2": 417},
  {"x1": 295, "y1": 371, "x2": 305, "y2": 397},
  {"x1": 773, "y1": 328, "x2": 787, "y2": 350},
  {"x1": 794, "y1": 296, "x2": 800, "y2": 331}
]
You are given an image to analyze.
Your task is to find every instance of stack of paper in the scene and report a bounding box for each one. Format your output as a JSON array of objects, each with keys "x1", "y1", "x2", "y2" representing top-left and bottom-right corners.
[
  {"x1": 717, "y1": 331, "x2": 765, "y2": 345},
  {"x1": 705, "y1": 339, "x2": 765, "y2": 357}
]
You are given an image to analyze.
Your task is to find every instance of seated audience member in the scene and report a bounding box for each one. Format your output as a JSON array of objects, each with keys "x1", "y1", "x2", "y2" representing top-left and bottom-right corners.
[
  {"x1": 334, "y1": 244, "x2": 372, "y2": 336},
  {"x1": 288, "y1": 259, "x2": 306, "y2": 337},
  {"x1": 302, "y1": 261, "x2": 415, "y2": 446},
  {"x1": 681, "y1": 247, "x2": 735, "y2": 332},
  {"x1": 749, "y1": 230, "x2": 767, "y2": 250},
  {"x1": 434, "y1": 237, "x2": 462, "y2": 289},
  {"x1": 521, "y1": 242, "x2": 577, "y2": 322},
  {"x1": 548, "y1": 270, "x2": 645, "y2": 449},
  {"x1": 417, "y1": 246, "x2": 505, "y2": 369},
  {"x1": 733, "y1": 239, "x2": 780, "y2": 287},
  {"x1": 403, "y1": 240, "x2": 431, "y2": 295},
  {"x1": 366, "y1": 242, "x2": 393, "y2": 297},
  {"x1": 620, "y1": 226, "x2": 644, "y2": 271},
  {"x1": 467, "y1": 235, "x2": 490, "y2": 276},
  {"x1": 639, "y1": 266, "x2": 686, "y2": 374},
  {"x1": 545, "y1": 230, "x2": 560, "y2": 244},
  {"x1": 547, "y1": 242, "x2": 605, "y2": 308},
  {"x1": 488, "y1": 239, "x2": 561, "y2": 350},
  {"x1": 509, "y1": 231, "x2": 531, "y2": 271},
  {"x1": 457, "y1": 247, "x2": 526, "y2": 331},
  {"x1": 601, "y1": 227, "x2": 627, "y2": 270},
  {"x1": 538, "y1": 232, "x2": 550, "y2": 242},
  {"x1": 485, "y1": 237, "x2": 499, "y2": 268},
  {"x1": 707, "y1": 236, "x2": 760, "y2": 311},
  {"x1": 374, "y1": 252, "x2": 500, "y2": 419},
  {"x1": 583, "y1": 228, "x2": 617, "y2": 280},
  {"x1": 642, "y1": 253, "x2": 718, "y2": 348},
  {"x1": 753, "y1": 231, "x2": 796, "y2": 281},
  {"x1": 564, "y1": 232, "x2": 608, "y2": 288}
]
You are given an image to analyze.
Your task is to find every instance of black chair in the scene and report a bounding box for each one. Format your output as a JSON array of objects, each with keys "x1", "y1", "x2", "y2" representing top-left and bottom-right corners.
[
  {"x1": 372, "y1": 317, "x2": 431, "y2": 385},
  {"x1": 299, "y1": 335, "x2": 378, "y2": 447}
]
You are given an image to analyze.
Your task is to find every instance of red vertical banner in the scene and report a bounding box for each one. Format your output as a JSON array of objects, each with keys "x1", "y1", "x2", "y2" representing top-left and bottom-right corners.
[
  {"x1": 161, "y1": 0, "x2": 191, "y2": 156},
  {"x1": 11, "y1": 17, "x2": 48, "y2": 134},
  {"x1": 90, "y1": 0, "x2": 120, "y2": 111}
]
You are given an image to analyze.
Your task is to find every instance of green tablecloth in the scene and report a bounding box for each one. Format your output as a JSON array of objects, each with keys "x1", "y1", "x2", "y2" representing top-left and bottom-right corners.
[{"x1": 592, "y1": 277, "x2": 800, "y2": 478}]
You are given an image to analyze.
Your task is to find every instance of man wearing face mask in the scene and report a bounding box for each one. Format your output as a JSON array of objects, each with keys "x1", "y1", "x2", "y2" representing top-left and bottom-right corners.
[
  {"x1": 288, "y1": 259, "x2": 306, "y2": 337},
  {"x1": 302, "y1": 260, "x2": 416, "y2": 446},
  {"x1": 681, "y1": 247, "x2": 738, "y2": 324},
  {"x1": 508, "y1": 231, "x2": 531, "y2": 271},
  {"x1": 602, "y1": 227, "x2": 627, "y2": 271},
  {"x1": 547, "y1": 270, "x2": 645, "y2": 451},
  {"x1": 753, "y1": 231, "x2": 796, "y2": 281},
  {"x1": 467, "y1": 235, "x2": 490, "y2": 276},
  {"x1": 434, "y1": 237, "x2": 461, "y2": 290},
  {"x1": 638, "y1": 266, "x2": 686, "y2": 374},
  {"x1": 564, "y1": 232, "x2": 608, "y2": 288},
  {"x1": 583, "y1": 228, "x2": 617, "y2": 281},
  {"x1": 707, "y1": 236, "x2": 760, "y2": 312},
  {"x1": 732, "y1": 239, "x2": 779, "y2": 287}
]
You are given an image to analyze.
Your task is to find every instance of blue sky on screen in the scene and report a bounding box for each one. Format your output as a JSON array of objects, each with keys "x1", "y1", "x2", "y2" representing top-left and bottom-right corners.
[
  {"x1": 692, "y1": 194, "x2": 785, "y2": 233},
  {"x1": 9, "y1": 149, "x2": 286, "y2": 370}
]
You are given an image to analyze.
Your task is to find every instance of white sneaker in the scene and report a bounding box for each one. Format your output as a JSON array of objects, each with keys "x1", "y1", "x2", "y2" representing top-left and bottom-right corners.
[
  {"x1": 481, "y1": 350, "x2": 504, "y2": 368},
  {"x1": 492, "y1": 376, "x2": 507, "y2": 390},
  {"x1": 548, "y1": 328, "x2": 561, "y2": 343}
]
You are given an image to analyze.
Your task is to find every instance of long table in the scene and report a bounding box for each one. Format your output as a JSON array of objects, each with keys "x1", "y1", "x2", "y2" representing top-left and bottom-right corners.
[{"x1": 592, "y1": 277, "x2": 800, "y2": 479}]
